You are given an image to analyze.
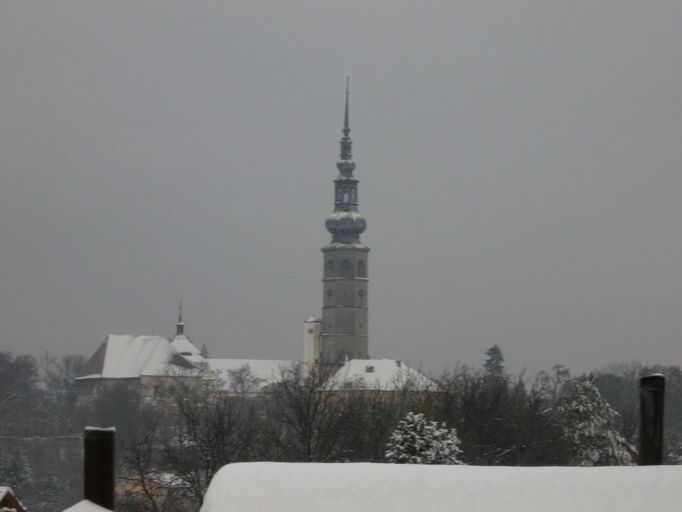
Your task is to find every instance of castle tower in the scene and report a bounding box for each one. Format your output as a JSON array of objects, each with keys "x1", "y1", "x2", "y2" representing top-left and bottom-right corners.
[{"x1": 320, "y1": 80, "x2": 370, "y2": 366}]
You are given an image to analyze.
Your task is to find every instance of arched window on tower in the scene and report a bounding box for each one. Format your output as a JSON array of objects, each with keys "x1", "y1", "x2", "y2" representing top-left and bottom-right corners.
[
  {"x1": 340, "y1": 259, "x2": 352, "y2": 276},
  {"x1": 357, "y1": 260, "x2": 365, "y2": 277},
  {"x1": 326, "y1": 259, "x2": 335, "y2": 276}
]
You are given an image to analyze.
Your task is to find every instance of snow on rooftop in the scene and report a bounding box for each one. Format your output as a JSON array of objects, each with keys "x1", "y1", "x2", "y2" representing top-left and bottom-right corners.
[
  {"x1": 63, "y1": 500, "x2": 111, "y2": 512},
  {"x1": 170, "y1": 334, "x2": 205, "y2": 364},
  {"x1": 201, "y1": 463, "x2": 682, "y2": 512},
  {"x1": 0, "y1": 488, "x2": 9, "y2": 501},
  {"x1": 206, "y1": 359, "x2": 293, "y2": 391},
  {"x1": 75, "y1": 335, "x2": 194, "y2": 380},
  {"x1": 329, "y1": 359, "x2": 435, "y2": 391}
]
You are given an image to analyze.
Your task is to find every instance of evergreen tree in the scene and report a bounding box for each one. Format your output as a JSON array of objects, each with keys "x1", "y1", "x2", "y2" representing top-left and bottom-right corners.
[
  {"x1": 483, "y1": 345, "x2": 505, "y2": 378},
  {"x1": 3, "y1": 449, "x2": 34, "y2": 488},
  {"x1": 385, "y1": 412, "x2": 462, "y2": 464},
  {"x1": 554, "y1": 379, "x2": 631, "y2": 466}
]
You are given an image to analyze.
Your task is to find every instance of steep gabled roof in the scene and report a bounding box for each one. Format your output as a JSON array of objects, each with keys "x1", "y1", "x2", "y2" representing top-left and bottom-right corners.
[
  {"x1": 0, "y1": 487, "x2": 27, "y2": 512},
  {"x1": 76, "y1": 335, "x2": 194, "y2": 380}
]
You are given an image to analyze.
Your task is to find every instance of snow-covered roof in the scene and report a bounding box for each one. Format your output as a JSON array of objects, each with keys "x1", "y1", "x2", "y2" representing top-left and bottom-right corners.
[
  {"x1": 0, "y1": 487, "x2": 26, "y2": 512},
  {"x1": 201, "y1": 463, "x2": 682, "y2": 512},
  {"x1": 76, "y1": 335, "x2": 194, "y2": 380},
  {"x1": 63, "y1": 500, "x2": 112, "y2": 512},
  {"x1": 329, "y1": 359, "x2": 435, "y2": 391},
  {"x1": 170, "y1": 335, "x2": 204, "y2": 364},
  {"x1": 206, "y1": 359, "x2": 293, "y2": 391}
]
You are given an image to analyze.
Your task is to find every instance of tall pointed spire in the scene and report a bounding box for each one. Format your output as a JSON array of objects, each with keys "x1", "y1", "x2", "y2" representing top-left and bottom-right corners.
[
  {"x1": 340, "y1": 77, "x2": 353, "y2": 162},
  {"x1": 343, "y1": 76, "x2": 350, "y2": 137},
  {"x1": 176, "y1": 299, "x2": 185, "y2": 336}
]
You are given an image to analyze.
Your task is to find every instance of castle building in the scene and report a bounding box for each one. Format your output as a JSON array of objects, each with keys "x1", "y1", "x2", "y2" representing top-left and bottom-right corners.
[
  {"x1": 305, "y1": 81, "x2": 370, "y2": 367},
  {"x1": 76, "y1": 84, "x2": 432, "y2": 399}
]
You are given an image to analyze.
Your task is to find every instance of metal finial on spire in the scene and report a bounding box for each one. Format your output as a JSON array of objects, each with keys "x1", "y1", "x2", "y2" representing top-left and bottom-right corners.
[{"x1": 343, "y1": 77, "x2": 350, "y2": 137}]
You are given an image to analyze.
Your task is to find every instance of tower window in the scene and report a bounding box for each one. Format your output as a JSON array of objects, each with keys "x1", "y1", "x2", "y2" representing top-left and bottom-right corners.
[
  {"x1": 325, "y1": 259, "x2": 334, "y2": 275},
  {"x1": 340, "y1": 259, "x2": 352, "y2": 275},
  {"x1": 357, "y1": 260, "x2": 365, "y2": 276}
]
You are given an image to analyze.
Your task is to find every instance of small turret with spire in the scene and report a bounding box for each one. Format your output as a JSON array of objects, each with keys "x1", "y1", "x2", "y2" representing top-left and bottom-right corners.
[{"x1": 176, "y1": 299, "x2": 185, "y2": 336}]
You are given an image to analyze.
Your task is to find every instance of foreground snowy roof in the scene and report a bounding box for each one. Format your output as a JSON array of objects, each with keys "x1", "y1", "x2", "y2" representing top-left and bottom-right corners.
[
  {"x1": 76, "y1": 335, "x2": 194, "y2": 380},
  {"x1": 63, "y1": 500, "x2": 111, "y2": 512},
  {"x1": 329, "y1": 359, "x2": 435, "y2": 391},
  {"x1": 201, "y1": 463, "x2": 682, "y2": 512},
  {"x1": 0, "y1": 487, "x2": 26, "y2": 512}
]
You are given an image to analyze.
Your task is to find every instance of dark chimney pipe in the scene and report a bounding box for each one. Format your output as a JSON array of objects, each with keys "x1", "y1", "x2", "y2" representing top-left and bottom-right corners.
[
  {"x1": 84, "y1": 427, "x2": 116, "y2": 510},
  {"x1": 639, "y1": 374, "x2": 665, "y2": 465}
]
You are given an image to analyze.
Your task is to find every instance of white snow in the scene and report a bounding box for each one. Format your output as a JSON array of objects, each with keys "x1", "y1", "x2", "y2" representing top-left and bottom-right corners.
[
  {"x1": 329, "y1": 359, "x2": 435, "y2": 391},
  {"x1": 170, "y1": 335, "x2": 205, "y2": 364},
  {"x1": 206, "y1": 359, "x2": 292, "y2": 391},
  {"x1": 75, "y1": 335, "x2": 189, "y2": 379},
  {"x1": 0, "y1": 488, "x2": 9, "y2": 501},
  {"x1": 63, "y1": 500, "x2": 111, "y2": 512},
  {"x1": 201, "y1": 463, "x2": 682, "y2": 512}
]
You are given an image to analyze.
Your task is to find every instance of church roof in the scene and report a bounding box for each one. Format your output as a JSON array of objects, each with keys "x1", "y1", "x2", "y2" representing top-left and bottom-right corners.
[
  {"x1": 329, "y1": 359, "x2": 435, "y2": 391},
  {"x1": 76, "y1": 335, "x2": 194, "y2": 380}
]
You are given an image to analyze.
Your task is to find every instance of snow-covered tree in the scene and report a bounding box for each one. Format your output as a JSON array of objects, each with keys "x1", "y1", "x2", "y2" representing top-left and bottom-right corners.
[
  {"x1": 554, "y1": 379, "x2": 631, "y2": 466},
  {"x1": 1, "y1": 449, "x2": 34, "y2": 488},
  {"x1": 385, "y1": 412, "x2": 462, "y2": 464}
]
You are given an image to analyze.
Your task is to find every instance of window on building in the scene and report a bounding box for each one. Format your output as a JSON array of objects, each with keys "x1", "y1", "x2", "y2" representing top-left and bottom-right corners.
[
  {"x1": 340, "y1": 259, "x2": 352, "y2": 275},
  {"x1": 326, "y1": 259, "x2": 334, "y2": 275},
  {"x1": 357, "y1": 260, "x2": 365, "y2": 276}
]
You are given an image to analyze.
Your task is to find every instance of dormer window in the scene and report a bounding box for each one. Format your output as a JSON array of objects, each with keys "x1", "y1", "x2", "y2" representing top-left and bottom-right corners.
[{"x1": 365, "y1": 365, "x2": 374, "y2": 373}]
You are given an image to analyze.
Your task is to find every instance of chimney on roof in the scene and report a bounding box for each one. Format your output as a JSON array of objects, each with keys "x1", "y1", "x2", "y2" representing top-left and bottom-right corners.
[
  {"x1": 639, "y1": 374, "x2": 665, "y2": 465},
  {"x1": 83, "y1": 427, "x2": 116, "y2": 510}
]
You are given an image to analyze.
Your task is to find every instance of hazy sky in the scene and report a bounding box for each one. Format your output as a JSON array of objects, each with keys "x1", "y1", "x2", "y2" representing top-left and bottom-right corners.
[{"x1": 1, "y1": 1, "x2": 681, "y2": 375}]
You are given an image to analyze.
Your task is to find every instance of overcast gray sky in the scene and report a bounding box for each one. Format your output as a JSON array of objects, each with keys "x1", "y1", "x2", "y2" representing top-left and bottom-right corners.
[{"x1": 1, "y1": 1, "x2": 681, "y2": 375}]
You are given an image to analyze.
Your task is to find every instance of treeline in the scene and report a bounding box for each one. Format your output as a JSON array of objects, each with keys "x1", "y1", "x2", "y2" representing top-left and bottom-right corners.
[
  {"x1": 1, "y1": 348, "x2": 682, "y2": 512},
  {"x1": 0, "y1": 352, "x2": 85, "y2": 511}
]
